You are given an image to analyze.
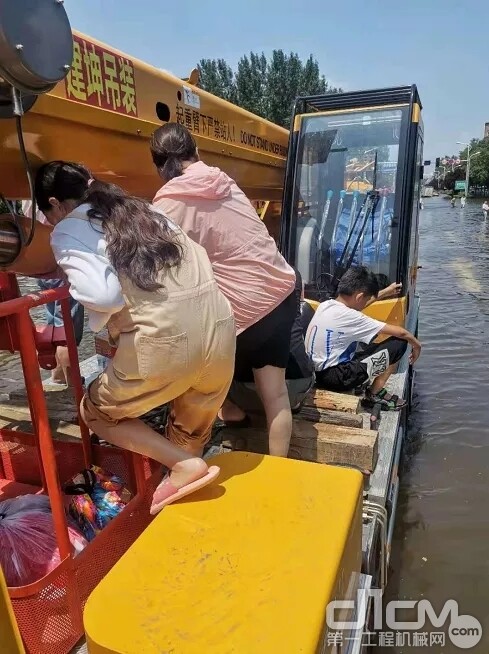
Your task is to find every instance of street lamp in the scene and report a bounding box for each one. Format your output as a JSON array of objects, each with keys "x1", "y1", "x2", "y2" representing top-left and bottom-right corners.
[{"x1": 457, "y1": 141, "x2": 481, "y2": 195}]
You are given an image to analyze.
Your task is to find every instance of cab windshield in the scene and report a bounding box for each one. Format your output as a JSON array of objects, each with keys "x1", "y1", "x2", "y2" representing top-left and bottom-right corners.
[{"x1": 289, "y1": 106, "x2": 409, "y2": 298}]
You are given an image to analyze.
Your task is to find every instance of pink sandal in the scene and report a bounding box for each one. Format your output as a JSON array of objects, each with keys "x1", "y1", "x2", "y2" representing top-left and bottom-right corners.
[{"x1": 150, "y1": 465, "x2": 220, "y2": 515}]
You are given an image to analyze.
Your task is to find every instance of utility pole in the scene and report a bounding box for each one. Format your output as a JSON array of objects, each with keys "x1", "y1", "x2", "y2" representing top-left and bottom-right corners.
[{"x1": 457, "y1": 141, "x2": 481, "y2": 195}]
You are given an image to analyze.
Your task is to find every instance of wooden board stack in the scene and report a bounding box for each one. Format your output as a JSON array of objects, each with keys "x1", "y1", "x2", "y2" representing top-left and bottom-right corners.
[{"x1": 219, "y1": 389, "x2": 378, "y2": 472}]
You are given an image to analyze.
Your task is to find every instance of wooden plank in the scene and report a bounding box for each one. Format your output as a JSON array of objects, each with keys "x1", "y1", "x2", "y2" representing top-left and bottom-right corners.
[
  {"x1": 0, "y1": 404, "x2": 82, "y2": 441},
  {"x1": 304, "y1": 388, "x2": 360, "y2": 414},
  {"x1": 366, "y1": 368, "x2": 406, "y2": 504},
  {"x1": 0, "y1": 387, "x2": 82, "y2": 443},
  {"x1": 298, "y1": 406, "x2": 363, "y2": 428},
  {"x1": 1, "y1": 403, "x2": 78, "y2": 427},
  {"x1": 220, "y1": 420, "x2": 378, "y2": 471},
  {"x1": 291, "y1": 421, "x2": 378, "y2": 470}
]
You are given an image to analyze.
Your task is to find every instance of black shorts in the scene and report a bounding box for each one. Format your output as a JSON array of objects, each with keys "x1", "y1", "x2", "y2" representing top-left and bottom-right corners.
[
  {"x1": 234, "y1": 290, "x2": 297, "y2": 381},
  {"x1": 315, "y1": 337, "x2": 407, "y2": 392}
]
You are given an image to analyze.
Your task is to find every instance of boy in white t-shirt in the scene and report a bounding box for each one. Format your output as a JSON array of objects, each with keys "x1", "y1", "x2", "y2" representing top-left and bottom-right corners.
[{"x1": 305, "y1": 267, "x2": 421, "y2": 410}]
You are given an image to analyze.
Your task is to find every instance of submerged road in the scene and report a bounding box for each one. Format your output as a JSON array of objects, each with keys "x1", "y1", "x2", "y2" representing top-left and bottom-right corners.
[{"x1": 379, "y1": 197, "x2": 489, "y2": 653}]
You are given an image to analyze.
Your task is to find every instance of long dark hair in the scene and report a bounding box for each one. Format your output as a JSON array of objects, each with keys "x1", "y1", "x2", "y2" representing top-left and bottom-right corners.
[
  {"x1": 35, "y1": 160, "x2": 91, "y2": 211},
  {"x1": 35, "y1": 161, "x2": 183, "y2": 291},
  {"x1": 150, "y1": 122, "x2": 198, "y2": 181}
]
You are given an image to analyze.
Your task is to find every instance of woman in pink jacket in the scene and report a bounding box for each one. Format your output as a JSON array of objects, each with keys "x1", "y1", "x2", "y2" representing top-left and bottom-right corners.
[{"x1": 150, "y1": 123, "x2": 297, "y2": 457}]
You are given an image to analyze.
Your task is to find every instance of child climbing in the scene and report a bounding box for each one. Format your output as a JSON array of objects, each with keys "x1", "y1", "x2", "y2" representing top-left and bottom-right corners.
[{"x1": 34, "y1": 161, "x2": 236, "y2": 514}]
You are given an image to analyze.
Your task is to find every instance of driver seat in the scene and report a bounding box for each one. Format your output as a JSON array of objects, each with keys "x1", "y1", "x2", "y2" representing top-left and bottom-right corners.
[{"x1": 296, "y1": 216, "x2": 318, "y2": 284}]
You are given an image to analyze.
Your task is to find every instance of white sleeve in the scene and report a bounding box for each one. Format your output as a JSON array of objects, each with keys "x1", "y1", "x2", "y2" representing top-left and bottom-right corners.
[
  {"x1": 50, "y1": 228, "x2": 125, "y2": 330},
  {"x1": 351, "y1": 312, "x2": 386, "y2": 344}
]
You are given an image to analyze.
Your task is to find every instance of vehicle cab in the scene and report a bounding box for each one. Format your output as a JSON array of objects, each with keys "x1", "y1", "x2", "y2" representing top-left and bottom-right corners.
[{"x1": 280, "y1": 85, "x2": 423, "y2": 328}]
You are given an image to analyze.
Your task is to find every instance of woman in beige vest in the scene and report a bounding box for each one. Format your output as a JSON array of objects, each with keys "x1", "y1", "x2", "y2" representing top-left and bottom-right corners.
[{"x1": 34, "y1": 161, "x2": 235, "y2": 515}]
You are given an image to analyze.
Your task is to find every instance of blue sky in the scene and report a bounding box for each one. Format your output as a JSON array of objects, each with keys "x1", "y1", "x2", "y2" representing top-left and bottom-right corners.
[{"x1": 65, "y1": 0, "x2": 489, "y2": 166}]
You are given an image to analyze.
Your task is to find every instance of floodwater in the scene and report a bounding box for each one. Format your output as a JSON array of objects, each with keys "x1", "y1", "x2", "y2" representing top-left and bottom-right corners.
[{"x1": 381, "y1": 197, "x2": 489, "y2": 653}]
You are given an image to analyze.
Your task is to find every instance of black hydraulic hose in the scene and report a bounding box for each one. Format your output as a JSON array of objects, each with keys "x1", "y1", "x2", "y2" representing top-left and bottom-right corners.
[
  {"x1": 372, "y1": 151, "x2": 378, "y2": 191},
  {"x1": 15, "y1": 113, "x2": 37, "y2": 247}
]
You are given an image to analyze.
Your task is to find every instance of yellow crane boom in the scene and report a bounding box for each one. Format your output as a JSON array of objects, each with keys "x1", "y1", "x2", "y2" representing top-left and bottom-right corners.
[{"x1": 0, "y1": 31, "x2": 288, "y2": 202}]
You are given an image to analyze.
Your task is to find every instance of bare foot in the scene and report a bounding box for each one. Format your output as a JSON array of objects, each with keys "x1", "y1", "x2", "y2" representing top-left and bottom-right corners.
[
  {"x1": 51, "y1": 366, "x2": 67, "y2": 385},
  {"x1": 168, "y1": 458, "x2": 208, "y2": 489}
]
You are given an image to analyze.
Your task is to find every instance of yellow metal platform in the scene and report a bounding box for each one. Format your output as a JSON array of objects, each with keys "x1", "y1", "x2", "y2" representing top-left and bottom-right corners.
[{"x1": 84, "y1": 452, "x2": 363, "y2": 654}]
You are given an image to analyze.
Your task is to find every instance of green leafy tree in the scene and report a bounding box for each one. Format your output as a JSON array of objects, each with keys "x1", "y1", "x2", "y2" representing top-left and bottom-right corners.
[
  {"x1": 217, "y1": 60, "x2": 237, "y2": 104},
  {"x1": 0, "y1": 199, "x2": 21, "y2": 214},
  {"x1": 235, "y1": 52, "x2": 267, "y2": 116},
  {"x1": 198, "y1": 50, "x2": 340, "y2": 128},
  {"x1": 458, "y1": 138, "x2": 489, "y2": 188},
  {"x1": 266, "y1": 50, "x2": 302, "y2": 127},
  {"x1": 444, "y1": 169, "x2": 465, "y2": 191},
  {"x1": 301, "y1": 55, "x2": 325, "y2": 94},
  {"x1": 197, "y1": 58, "x2": 237, "y2": 103}
]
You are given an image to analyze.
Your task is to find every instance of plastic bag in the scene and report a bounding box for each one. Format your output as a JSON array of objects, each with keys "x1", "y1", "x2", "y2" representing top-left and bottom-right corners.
[
  {"x1": 46, "y1": 523, "x2": 88, "y2": 573},
  {"x1": 65, "y1": 466, "x2": 132, "y2": 542},
  {"x1": 0, "y1": 494, "x2": 88, "y2": 587}
]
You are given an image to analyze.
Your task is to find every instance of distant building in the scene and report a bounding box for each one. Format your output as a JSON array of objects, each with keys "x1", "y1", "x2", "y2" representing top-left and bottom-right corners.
[{"x1": 485, "y1": 122, "x2": 489, "y2": 138}]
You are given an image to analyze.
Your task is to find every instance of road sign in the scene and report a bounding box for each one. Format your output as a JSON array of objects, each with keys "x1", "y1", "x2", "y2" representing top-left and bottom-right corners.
[{"x1": 454, "y1": 180, "x2": 466, "y2": 191}]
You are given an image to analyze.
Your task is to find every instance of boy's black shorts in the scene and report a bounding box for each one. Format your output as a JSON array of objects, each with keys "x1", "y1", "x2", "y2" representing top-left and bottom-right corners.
[
  {"x1": 234, "y1": 290, "x2": 296, "y2": 380},
  {"x1": 315, "y1": 337, "x2": 407, "y2": 392}
]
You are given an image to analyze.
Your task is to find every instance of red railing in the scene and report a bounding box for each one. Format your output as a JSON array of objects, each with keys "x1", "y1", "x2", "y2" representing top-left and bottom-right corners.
[
  {"x1": 0, "y1": 284, "x2": 89, "y2": 560},
  {"x1": 0, "y1": 277, "x2": 157, "y2": 653}
]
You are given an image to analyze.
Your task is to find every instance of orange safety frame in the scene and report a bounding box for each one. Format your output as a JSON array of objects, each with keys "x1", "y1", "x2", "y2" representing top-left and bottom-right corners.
[{"x1": 0, "y1": 280, "x2": 159, "y2": 654}]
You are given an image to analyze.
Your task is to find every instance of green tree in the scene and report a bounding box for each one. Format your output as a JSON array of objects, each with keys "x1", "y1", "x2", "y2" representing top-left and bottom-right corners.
[
  {"x1": 198, "y1": 51, "x2": 340, "y2": 128},
  {"x1": 266, "y1": 50, "x2": 302, "y2": 127},
  {"x1": 444, "y1": 169, "x2": 464, "y2": 191},
  {"x1": 458, "y1": 137, "x2": 489, "y2": 188},
  {"x1": 235, "y1": 52, "x2": 267, "y2": 116},
  {"x1": 197, "y1": 58, "x2": 237, "y2": 103},
  {"x1": 301, "y1": 55, "x2": 325, "y2": 94},
  {"x1": 0, "y1": 199, "x2": 21, "y2": 214}
]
